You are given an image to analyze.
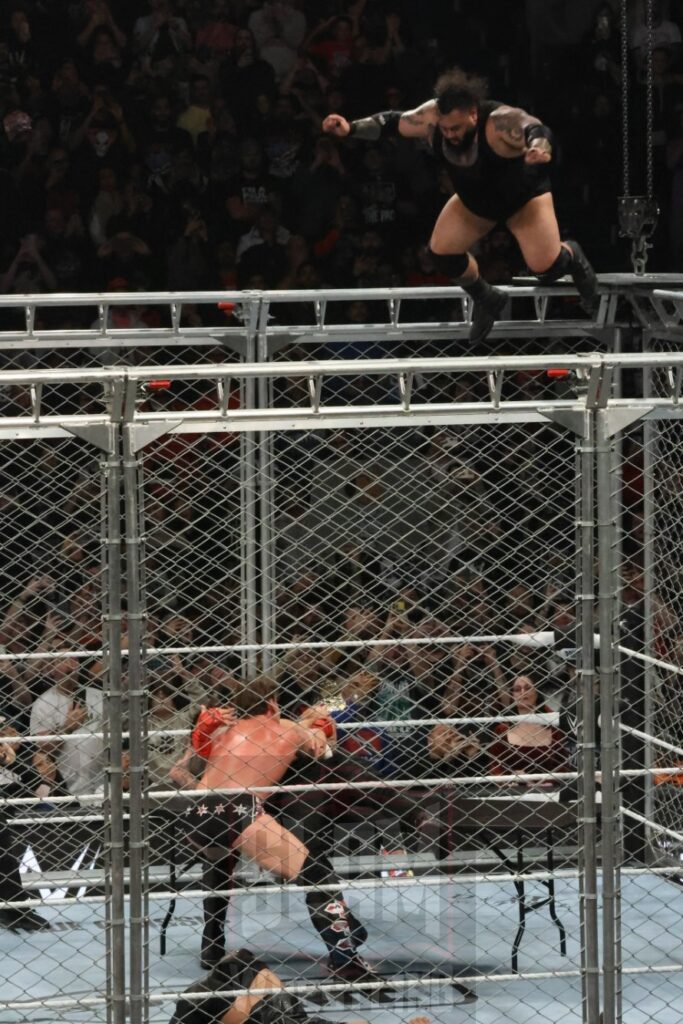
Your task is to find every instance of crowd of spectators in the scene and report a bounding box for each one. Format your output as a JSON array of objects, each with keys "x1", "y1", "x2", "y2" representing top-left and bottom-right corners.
[
  {"x1": 0, "y1": 412, "x2": 676, "y2": 808},
  {"x1": 1, "y1": 0, "x2": 683, "y2": 322}
]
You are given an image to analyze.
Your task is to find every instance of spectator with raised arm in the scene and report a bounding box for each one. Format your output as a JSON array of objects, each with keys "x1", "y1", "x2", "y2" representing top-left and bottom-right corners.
[
  {"x1": 73, "y1": 0, "x2": 127, "y2": 53},
  {"x1": 248, "y1": 0, "x2": 307, "y2": 82},
  {"x1": 133, "y1": 0, "x2": 192, "y2": 66},
  {"x1": 426, "y1": 655, "x2": 499, "y2": 779},
  {"x1": 1, "y1": 232, "x2": 57, "y2": 293}
]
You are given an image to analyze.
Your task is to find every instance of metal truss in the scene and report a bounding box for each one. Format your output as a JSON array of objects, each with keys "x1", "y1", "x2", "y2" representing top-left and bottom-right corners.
[
  {"x1": 4, "y1": 351, "x2": 683, "y2": 447},
  {"x1": 1, "y1": 274, "x2": 683, "y2": 356}
]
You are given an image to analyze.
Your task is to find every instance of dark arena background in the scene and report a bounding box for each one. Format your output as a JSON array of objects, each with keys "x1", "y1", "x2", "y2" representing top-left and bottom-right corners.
[{"x1": 1, "y1": 2, "x2": 683, "y2": 1023}]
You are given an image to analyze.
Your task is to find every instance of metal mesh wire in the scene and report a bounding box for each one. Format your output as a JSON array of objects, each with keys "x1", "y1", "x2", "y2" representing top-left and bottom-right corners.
[
  {"x1": 0, "y1": 435, "x2": 111, "y2": 1017},
  {"x1": 131, "y1": 410, "x2": 586, "y2": 1024},
  {"x1": 618, "y1": 357, "x2": 683, "y2": 868},
  {"x1": 606, "y1": 359, "x2": 683, "y2": 1024}
]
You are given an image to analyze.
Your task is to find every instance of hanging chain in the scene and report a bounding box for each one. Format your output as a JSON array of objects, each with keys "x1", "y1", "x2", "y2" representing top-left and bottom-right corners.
[
  {"x1": 618, "y1": 0, "x2": 659, "y2": 273},
  {"x1": 620, "y1": 0, "x2": 630, "y2": 196},
  {"x1": 645, "y1": 0, "x2": 655, "y2": 201}
]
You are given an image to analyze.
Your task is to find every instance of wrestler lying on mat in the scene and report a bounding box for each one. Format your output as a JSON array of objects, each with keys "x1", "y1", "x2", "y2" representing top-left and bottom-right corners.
[{"x1": 169, "y1": 948, "x2": 430, "y2": 1024}]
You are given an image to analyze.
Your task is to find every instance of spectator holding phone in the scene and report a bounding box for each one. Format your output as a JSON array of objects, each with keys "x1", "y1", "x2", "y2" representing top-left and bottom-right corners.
[{"x1": 1, "y1": 233, "x2": 57, "y2": 293}]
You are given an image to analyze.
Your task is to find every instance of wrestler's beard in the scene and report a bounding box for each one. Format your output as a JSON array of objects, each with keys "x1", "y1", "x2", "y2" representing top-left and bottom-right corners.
[{"x1": 448, "y1": 127, "x2": 477, "y2": 154}]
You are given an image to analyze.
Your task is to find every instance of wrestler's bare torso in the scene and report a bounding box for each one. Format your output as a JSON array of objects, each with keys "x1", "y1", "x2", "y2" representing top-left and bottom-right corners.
[{"x1": 198, "y1": 713, "x2": 311, "y2": 796}]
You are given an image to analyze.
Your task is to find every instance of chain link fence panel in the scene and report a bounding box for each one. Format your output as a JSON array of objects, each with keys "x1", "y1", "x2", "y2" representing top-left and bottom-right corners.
[
  {"x1": 0, "y1": 430, "x2": 119, "y2": 1024},
  {"x1": 606, "y1": 348, "x2": 683, "y2": 1024},
  {"x1": 129, "y1": 402, "x2": 598, "y2": 1024}
]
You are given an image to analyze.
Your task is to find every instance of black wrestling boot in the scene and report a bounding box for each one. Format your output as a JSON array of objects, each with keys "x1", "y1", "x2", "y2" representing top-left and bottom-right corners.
[
  {"x1": 327, "y1": 956, "x2": 395, "y2": 1003},
  {"x1": 200, "y1": 927, "x2": 226, "y2": 971},
  {"x1": 346, "y1": 907, "x2": 368, "y2": 947},
  {"x1": 461, "y1": 276, "x2": 506, "y2": 346},
  {"x1": 200, "y1": 857, "x2": 233, "y2": 970},
  {"x1": 0, "y1": 907, "x2": 51, "y2": 932},
  {"x1": 565, "y1": 240, "x2": 599, "y2": 314},
  {"x1": 200, "y1": 890, "x2": 228, "y2": 969},
  {"x1": 322, "y1": 905, "x2": 368, "y2": 978}
]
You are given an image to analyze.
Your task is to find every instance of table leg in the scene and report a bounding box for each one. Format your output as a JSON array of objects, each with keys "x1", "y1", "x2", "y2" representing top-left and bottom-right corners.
[
  {"x1": 511, "y1": 832, "x2": 526, "y2": 973},
  {"x1": 546, "y1": 827, "x2": 567, "y2": 956}
]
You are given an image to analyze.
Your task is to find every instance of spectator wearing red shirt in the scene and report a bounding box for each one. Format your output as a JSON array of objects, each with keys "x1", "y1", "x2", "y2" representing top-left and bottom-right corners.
[
  {"x1": 195, "y1": 0, "x2": 238, "y2": 59},
  {"x1": 305, "y1": 15, "x2": 356, "y2": 79}
]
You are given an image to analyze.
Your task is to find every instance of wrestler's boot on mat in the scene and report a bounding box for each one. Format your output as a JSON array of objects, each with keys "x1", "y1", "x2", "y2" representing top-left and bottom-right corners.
[{"x1": 299, "y1": 853, "x2": 394, "y2": 1001}]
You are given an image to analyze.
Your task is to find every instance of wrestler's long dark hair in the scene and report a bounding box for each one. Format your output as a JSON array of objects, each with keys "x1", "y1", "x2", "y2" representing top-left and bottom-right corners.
[{"x1": 434, "y1": 67, "x2": 489, "y2": 114}]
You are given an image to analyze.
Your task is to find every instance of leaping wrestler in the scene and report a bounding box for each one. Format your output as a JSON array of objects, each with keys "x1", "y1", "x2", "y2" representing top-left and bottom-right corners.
[{"x1": 323, "y1": 66, "x2": 598, "y2": 347}]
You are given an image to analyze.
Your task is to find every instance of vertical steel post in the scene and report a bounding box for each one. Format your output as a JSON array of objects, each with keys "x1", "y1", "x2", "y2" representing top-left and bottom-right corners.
[
  {"x1": 257, "y1": 298, "x2": 276, "y2": 673},
  {"x1": 596, "y1": 409, "x2": 623, "y2": 1024},
  {"x1": 642, "y1": 353, "x2": 656, "y2": 849},
  {"x1": 575, "y1": 413, "x2": 601, "y2": 1024},
  {"x1": 611, "y1": 419, "x2": 624, "y2": 1024},
  {"x1": 101, "y1": 428, "x2": 126, "y2": 1024},
  {"x1": 240, "y1": 298, "x2": 260, "y2": 678},
  {"x1": 123, "y1": 424, "x2": 149, "y2": 1024}
]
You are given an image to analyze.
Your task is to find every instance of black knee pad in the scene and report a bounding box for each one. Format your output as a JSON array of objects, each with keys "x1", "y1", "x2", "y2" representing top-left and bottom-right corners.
[
  {"x1": 535, "y1": 246, "x2": 572, "y2": 283},
  {"x1": 427, "y1": 247, "x2": 470, "y2": 279}
]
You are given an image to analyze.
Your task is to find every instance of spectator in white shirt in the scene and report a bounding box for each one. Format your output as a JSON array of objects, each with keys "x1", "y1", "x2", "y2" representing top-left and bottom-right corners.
[
  {"x1": 248, "y1": 0, "x2": 307, "y2": 81},
  {"x1": 30, "y1": 657, "x2": 105, "y2": 801}
]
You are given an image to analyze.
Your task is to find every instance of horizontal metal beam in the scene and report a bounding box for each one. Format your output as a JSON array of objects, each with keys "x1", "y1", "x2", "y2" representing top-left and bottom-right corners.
[
  {"x1": 124, "y1": 352, "x2": 606, "y2": 382},
  {"x1": 0, "y1": 330, "x2": 242, "y2": 351},
  {"x1": 0, "y1": 289, "x2": 254, "y2": 309},
  {"x1": 159, "y1": 403, "x2": 579, "y2": 433},
  {"x1": 0, "y1": 367, "x2": 123, "y2": 385},
  {"x1": 0, "y1": 424, "x2": 86, "y2": 440},
  {"x1": 268, "y1": 323, "x2": 615, "y2": 343}
]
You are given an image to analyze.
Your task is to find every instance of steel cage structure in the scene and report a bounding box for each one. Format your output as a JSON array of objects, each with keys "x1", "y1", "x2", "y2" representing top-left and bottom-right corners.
[{"x1": 1, "y1": 285, "x2": 683, "y2": 1024}]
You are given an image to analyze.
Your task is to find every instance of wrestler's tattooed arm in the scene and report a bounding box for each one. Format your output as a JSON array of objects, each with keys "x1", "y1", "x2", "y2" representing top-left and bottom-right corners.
[
  {"x1": 398, "y1": 100, "x2": 439, "y2": 139},
  {"x1": 489, "y1": 105, "x2": 542, "y2": 154}
]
